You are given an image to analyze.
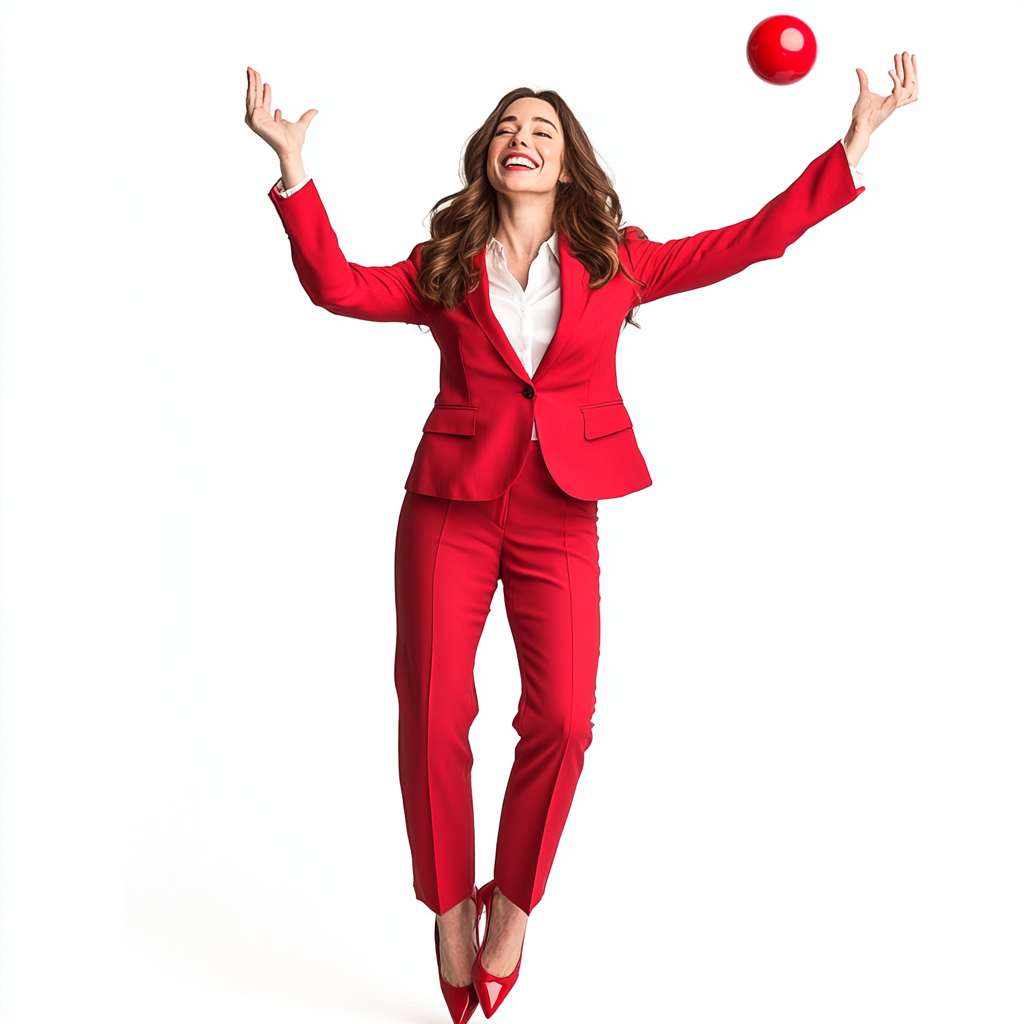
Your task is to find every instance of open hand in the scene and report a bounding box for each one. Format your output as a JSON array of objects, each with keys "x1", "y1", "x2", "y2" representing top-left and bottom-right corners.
[
  {"x1": 244, "y1": 67, "x2": 318, "y2": 158},
  {"x1": 851, "y1": 52, "x2": 919, "y2": 134}
]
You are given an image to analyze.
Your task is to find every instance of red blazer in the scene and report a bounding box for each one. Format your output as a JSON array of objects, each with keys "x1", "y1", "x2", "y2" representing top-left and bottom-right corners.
[{"x1": 269, "y1": 140, "x2": 863, "y2": 501}]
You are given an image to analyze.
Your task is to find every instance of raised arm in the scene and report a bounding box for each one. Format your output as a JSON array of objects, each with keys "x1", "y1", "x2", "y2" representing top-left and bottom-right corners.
[
  {"x1": 268, "y1": 181, "x2": 427, "y2": 324},
  {"x1": 245, "y1": 67, "x2": 427, "y2": 325},
  {"x1": 623, "y1": 140, "x2": 862, "y2": 302},
  {"x1": 624, "y1": 52, "x2": 919, "y2": 303}
]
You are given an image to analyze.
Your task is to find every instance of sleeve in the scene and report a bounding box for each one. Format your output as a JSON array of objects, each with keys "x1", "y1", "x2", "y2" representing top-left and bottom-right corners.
[
  {"x1": 274, "y1": 175, "x2": 312, "y2": 199},
  {"x1": 268, "y1": 178, "x2": 427, "y2": 326},
  {"x1": 622, "y1": 140, "x2": 865, "y2": 304}
]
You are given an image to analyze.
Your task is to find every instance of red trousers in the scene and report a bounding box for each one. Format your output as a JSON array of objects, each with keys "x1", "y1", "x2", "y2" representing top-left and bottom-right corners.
[{"x1": 394, "y1": 442, "x2": 600, "y2": 916}]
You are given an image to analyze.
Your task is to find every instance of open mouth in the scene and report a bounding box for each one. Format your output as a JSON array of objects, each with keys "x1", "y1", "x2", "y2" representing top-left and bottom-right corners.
[{"x1": 502, "y1": 155, "x2": 539, "y2": 171}]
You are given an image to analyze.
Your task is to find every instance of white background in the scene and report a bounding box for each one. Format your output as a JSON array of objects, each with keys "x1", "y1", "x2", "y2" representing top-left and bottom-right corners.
[{"x1": 1, "y1": 1, "x2": 1021, "y2": 1021}]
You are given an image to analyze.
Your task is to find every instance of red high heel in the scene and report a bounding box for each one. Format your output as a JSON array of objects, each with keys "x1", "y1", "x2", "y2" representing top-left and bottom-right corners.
[
  {"x1": 434, "y1": 887, "x2": 481, "y2": 1024},
  {"x1": 471, "y1": 881, "x2": 525, "y2": 1019}
]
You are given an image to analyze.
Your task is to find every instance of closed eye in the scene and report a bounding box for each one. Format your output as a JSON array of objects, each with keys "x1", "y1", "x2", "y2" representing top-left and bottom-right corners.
[{"x1": 495, "y1": 128, "x2": 550, "y2": 138}]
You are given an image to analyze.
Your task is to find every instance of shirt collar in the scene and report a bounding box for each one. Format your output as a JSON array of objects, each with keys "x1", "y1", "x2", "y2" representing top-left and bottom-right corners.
[{"x1": 487, "y1": 232, "x2": 560, "y2": 264}]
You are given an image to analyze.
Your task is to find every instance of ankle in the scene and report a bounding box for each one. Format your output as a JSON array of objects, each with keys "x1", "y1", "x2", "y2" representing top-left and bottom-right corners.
[{"x1": 489, "y1": 889, "x2": 528, "y2": 929}]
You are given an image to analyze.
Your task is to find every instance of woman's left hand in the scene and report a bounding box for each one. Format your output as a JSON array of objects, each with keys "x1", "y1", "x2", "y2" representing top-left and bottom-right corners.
[{"x1": 843, "y1": 52, "x2": 919, "y2": 165}]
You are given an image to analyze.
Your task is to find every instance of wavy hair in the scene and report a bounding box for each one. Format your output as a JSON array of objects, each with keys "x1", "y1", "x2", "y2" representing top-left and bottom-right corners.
[{"x1": 417, "y1": 87, "x2": 640, "y2": 324}]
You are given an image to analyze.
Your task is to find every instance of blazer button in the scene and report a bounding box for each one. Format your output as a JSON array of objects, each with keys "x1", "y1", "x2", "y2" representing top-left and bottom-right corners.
[{"x1": 521, "y1": 385, "x2": 535, "y2": 399}]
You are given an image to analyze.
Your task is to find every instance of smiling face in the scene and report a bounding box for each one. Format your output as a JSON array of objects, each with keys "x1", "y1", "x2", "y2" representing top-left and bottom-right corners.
[{"x1": 486, "y1": 96, "x2": 569, "y2": 198}]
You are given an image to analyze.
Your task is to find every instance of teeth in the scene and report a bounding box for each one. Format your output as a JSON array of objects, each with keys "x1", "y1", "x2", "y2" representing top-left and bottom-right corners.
[{"x1": 504, "y1": 156, "x2": 537, "y2": 169}]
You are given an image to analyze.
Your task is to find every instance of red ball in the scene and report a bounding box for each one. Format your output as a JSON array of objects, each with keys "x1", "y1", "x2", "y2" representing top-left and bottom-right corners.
[{"x1": 747, "y1": 14, "x2": 817, "y2": 85}]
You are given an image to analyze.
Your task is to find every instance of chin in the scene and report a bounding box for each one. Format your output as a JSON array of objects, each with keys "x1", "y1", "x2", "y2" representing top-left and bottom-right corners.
[{"x1": 500, "y1": 177, "x2": 548, "y2": 192}]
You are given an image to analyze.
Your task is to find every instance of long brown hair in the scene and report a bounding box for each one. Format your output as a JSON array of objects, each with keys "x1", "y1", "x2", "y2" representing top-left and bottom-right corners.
[{"x1": 417, "y1": 87, "x2": 639, "y2": 321}]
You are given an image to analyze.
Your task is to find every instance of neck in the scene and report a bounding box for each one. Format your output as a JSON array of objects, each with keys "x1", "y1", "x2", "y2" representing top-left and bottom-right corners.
[{"x1": 493, "y1": 190, "x2": 557, "y2": 263}]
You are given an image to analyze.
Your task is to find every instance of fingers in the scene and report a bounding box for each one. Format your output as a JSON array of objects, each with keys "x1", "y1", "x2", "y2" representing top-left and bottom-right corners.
[
  {"x1": 856, "y1": 67, "x2": 869, "y2": 94},
  {"x1": 905, "y1": 52, "x2": 919, "y2": 102},
  {"x1": 892, "y1": 51, "x2": 919, "y2": 105},
  {"x1": 244, "y1": 70, "x2": 320, "y2": 141},
  {"x1": 246, "y1": 67, "x2": 262, "y2": 122},
  {"x1": 890, "y1": 53, "x2": 906, "y2": 103},
  {"x1": 248, "y1": 68, "x2": 265, "y2": 122},
  {"x1": 245, "y1": 68, "x2": 270, "y2": 126}
]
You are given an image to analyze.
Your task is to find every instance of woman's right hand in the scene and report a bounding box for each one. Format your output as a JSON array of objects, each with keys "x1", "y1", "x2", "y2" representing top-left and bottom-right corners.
[{"x1": 245, "y1": 67, "x2": 317, "y2": 158}]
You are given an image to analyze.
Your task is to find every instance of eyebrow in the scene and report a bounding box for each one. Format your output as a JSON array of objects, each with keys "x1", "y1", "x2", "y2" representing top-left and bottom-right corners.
[{"x1": 498, "y1": 115, "x2": 559, "y2": 132}]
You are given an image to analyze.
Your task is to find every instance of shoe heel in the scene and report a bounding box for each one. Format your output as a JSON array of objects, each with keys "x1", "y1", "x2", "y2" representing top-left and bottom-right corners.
[
  {"x1": 471, "y1": 881, "x2": 524, "y2": 1019},
  {"x1": 435, "y1": 888, "x2": 481, "y2": 1024}
]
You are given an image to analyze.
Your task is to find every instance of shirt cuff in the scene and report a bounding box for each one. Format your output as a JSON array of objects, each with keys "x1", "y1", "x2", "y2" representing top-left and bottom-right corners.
[
  {"x1": 274, "y1": 175, "x2": 312, "y2": 199},
  {"x1": 849, "y1": 163, "x2": 865, "y2": 189}
]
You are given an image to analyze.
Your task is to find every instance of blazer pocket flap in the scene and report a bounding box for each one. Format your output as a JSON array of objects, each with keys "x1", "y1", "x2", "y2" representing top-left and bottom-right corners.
[
  {"x1": 582, "y1": 401, "x2": 632, "y2": 440},
  {"x1": 423, "y1": 405, "x2": 478, "y2": 436}
]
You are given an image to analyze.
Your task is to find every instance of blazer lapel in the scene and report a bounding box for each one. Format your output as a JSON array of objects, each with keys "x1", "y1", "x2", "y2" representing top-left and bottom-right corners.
[
  {"x1": 465, "y1": 249, "x2": 532, "y2": 384},
  {"x1": 532, "y1": 233, "x2": 589, "y2": 383}
]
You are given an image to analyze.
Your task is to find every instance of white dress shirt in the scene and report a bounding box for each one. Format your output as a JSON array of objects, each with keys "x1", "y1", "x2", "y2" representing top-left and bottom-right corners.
[
  {"x1": 485, "y1": 234, "x2": 562, "y2": 439},
  {"x1": 274, "y1": 158, "x2": 865, "y2": 443},
  {"x1": 484, "y1": 233, "x2": 562, "y2": 379}
]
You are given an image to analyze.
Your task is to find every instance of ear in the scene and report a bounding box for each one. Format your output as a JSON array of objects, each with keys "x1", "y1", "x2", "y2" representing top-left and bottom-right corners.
[{"x1": 559, "y1": 171, "x2": 572, "y2": 184}]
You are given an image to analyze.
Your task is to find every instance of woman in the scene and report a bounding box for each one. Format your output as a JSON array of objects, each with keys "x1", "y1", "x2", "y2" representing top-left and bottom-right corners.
[{"x1": 244, "y1": 56, "x2": 918, "y2": 1021}]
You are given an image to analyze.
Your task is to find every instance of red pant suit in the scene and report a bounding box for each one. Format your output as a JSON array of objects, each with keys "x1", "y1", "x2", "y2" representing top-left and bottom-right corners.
[{"x1": 269, "y1": 140, "x2": 863, "y2": 916}]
